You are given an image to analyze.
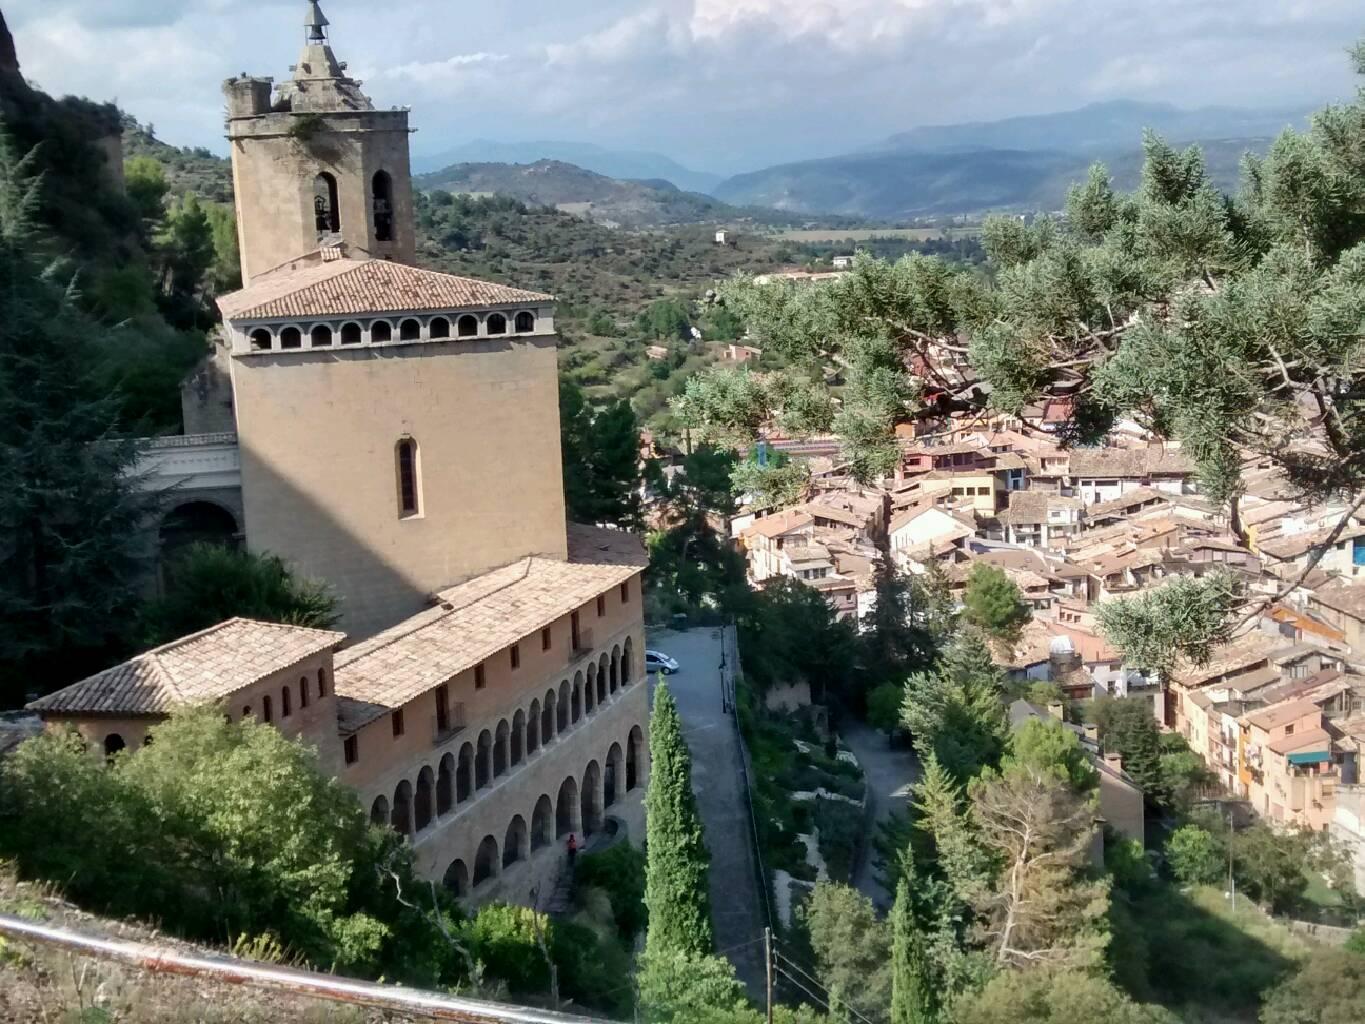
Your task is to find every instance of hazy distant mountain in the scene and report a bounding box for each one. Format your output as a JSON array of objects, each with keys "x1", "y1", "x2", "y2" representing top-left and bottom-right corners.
[
  {"x1": 413, "y1": 140, "x2": 723, "y2": 195},
  {"x1": 873, "y1": 100, "x2": 1310, "y2": 155},
  {"x1": 714, "y1": 100, "x2": 1305, "y2": 219},
  {"x1": 714, "y1": 136, "x2": 1272, "y2": 220}
]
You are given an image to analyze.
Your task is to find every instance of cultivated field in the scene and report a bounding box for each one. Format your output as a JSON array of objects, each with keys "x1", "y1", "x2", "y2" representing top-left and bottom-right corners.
[{"x1": 776, "y1": 227, "x2": 978, "y2": 242}]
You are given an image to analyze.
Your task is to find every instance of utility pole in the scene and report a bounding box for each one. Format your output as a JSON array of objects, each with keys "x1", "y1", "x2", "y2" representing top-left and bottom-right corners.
[
  {"x1": 1227, "y1": 808, "x2": 1236, "y2": 912},
  {"x1": 764, "y1": 927, "x2": 774, "y2": 1024}
]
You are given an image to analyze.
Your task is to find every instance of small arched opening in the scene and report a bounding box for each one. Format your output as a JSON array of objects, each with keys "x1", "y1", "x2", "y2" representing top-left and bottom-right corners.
[
  {"x1": 370, "y1": 795, "x2": 390, "y2": 826},
  {"x1": 473, "y1": 835, "x2": 499, "y2": 886},
  {"x1": 605, "y1": 743, "x2": 624, "y2": 808},
  {"x1": 627, "y1": 726, "x2": 644, "y2": 791},
  {"x1": 476, "y1": 730, "x2": 493, "y2": 789},
  {"x1": 623, "y1": 637, "x2": 634, "y2": 686},
  {"x1": 414, "y1": 766, "x2": 435, "y2": 831},
  {"x1": 299, "y1": 676, "x2": 310, "y2": 709},
  {"x1": 391, "y1": 780, "x2": 413, "y2": 838},
  {"x1": 281, "y1": 685, "x2": 292, "y2": 718},
  {"x1": 532, "y1": 795, "x2": 554, "y2": 850},
  {"x1": 611, "y1": 647, "x2": 620, "y2": 692},
  {"x1": 457, "y1": 314, "x2": 479, "y2": 338},
  {"x1": 443, "y1": 859, "x2": 469, "y2": 898},
  {"x1": 103, "y1": 733, "x2": 126, "y2": 758},
  {"x1": 399, "y1": 318, "x2": 421, "y2": 342},
  {"x1": 541, "y1": 690, "x2": 556, "y2": 744},
  {"x1": 556, "y1": 776, "x2": 579, "y2": 838},
  {"x1": 557, "y1": 680, "x2": 570, "y2": 733},
  {"x1": 437, "y1": 753, "x2": 455, "y2": 816},
  {"x1": 456, "y1": 743, "x2": 474, "y2": 802},
  {"x1": 494, "y1": 720, "x2": 510, "y2": 777},
  {"x1": 396, "y1": 437, "x2": 420, "y2": 518},
  {"x1": 429, "y1": 316, "x2": 451, "y2": 339},
  {"x1": 340, "y1": 322, "x2": 363, "y2": 345},
  {"x1": 159, "y1": 501, "x2": 239, "y2": 574},
  {"x1": 581, "y1": 761, "x2": 603, "y2": 836},
  {"x1": 514, "y1": 311, "x2": 536, "y2": 333},
  {"x1": 249, "y1": 328, "x2": 272, "y2": 351},
  {"x1": 571, "y1": 672, "x2": 583, "y2": 724},
  {"x1": 585, "y1": 666, "x2": 597, "y2": 715},
  {"x1": 280, "y1": 326, "x2": 302, "y2": 350},
  {"x1": 318, "y1": 668, "x2": 328, "y2": 697},
  {"x1": 526, "y1": 700, "x2": 541, "y2": 756},
  {"x1": 503, "y1": 815, "x2": 529, "y2": 868},
  {"x1": 371, "y1": 320, "x2": 393, "y2": 343},
  {"x1": 511, "y1": 710, "x2": 526, "y2": 766},
  {"x1": 596, "y1": 659, "x2": 607, "y2": 706},
  {"x1": 486, "y1": 313, "x2": 508, "y2": 336},
  {"x1": 314, "y1": 172, "x2": 340, "y2": 235},
  {"x1": 310, "y1": 324, "x2": 333, "y2": 347},
  {"x1": 372, "y1": 170, "x2": 394, "y2": 242}
]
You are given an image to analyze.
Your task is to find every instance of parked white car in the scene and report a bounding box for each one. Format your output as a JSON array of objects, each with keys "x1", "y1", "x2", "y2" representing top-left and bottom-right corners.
[{"x1": 645, "y1": 650, "x2": 680, "y2": 675}]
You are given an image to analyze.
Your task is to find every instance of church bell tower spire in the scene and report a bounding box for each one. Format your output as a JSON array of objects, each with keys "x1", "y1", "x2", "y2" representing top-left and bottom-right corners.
[{"x1": 304, "y1": 1, "x2": 330, "y2": 44}]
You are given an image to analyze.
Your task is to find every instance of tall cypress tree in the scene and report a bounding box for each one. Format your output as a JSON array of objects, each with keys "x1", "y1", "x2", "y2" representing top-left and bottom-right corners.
[
  {"x1": 0, "y1": 133, "x2": 155, "y2": 707},
  {"x1": 890, "y1": 875, "x2": 935, "y2": 1024},
  {"x1": 644, "y1": 682, "x2": 714, "y2": 958}
]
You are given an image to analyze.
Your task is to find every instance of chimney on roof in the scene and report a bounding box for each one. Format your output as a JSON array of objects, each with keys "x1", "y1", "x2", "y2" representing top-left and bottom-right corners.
[
  {"x1": 1083, "y1": 723, "x2": 1099, "y2": 744},
  {"x1": 1105, "y1": 752, "x2": 1123, "y2": 773},
  {"x1": 1047, "y1": 701, "x2": 1065, "y2": 721}
]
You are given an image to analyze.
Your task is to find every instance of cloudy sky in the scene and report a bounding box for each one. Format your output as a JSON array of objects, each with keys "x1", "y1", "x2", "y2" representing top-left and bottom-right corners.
[{"x1": 4, "y1": 0, "x2": 1361, "y2": 174}]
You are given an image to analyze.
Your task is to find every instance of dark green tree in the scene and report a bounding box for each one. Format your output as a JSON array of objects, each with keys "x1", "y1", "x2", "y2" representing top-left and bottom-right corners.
[
  {"x1": 803, "y1": 881, "x2": 892, "y2": 1023},
  {"x1": 738, "y1": 577, "x2": 858, "y2": 703},
  {"x1": 645, "y1": 682, "x2": 714, "y2": 958},
  {"x1": 1260, "y1": 947, "x2": 1365, "y2": 1024},
  {"x1": 123, "y1": 155, "x2": 169, "y2": 233},
  {"x1": 140, "y1": 543, "x2": 340, "y2": 647},
  {"x1": 1093, "y1": 697, "x2": 1165, "y2": 804},
  {"x1": 890, "y1": 876, "x2": 935, "y2": 1024},
  {"x1": 902, "y1": 630, "x2": 1008, "y2": 782},
  {"x1": 960, "y1": 564, "x2": 1031, "y2": 645},
  {"x1": 1164, "y1": 824, "x2": 1225, "y2": 887},
  {"x1": 0, "y1": 134, "x2": 156, "y2": 707},
  {"x1": 559, "y1": 380, "x2": 643, "y2": 529}
]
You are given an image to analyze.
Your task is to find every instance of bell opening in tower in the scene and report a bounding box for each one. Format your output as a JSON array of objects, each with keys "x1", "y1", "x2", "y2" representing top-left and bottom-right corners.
[{"x1": 314, "y1": 173, "x2": 340, "y2": 237}]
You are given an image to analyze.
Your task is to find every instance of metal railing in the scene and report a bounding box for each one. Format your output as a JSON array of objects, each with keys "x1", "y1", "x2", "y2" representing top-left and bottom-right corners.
[
  {"x1": 0, "y1": 913, "x2": 612, "y2": 1024},
  {"x1": 725, "y1": 622, "x2": 776, "y2": 935}
]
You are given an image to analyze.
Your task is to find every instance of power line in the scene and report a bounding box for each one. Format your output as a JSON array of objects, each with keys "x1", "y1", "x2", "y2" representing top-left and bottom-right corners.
[{"x1": 773, "y1": 950, "x2": 878, "y2": 1024}]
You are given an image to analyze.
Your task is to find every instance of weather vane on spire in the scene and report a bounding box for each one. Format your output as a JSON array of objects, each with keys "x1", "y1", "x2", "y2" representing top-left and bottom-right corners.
[{"x1": 305, "y1": 1, "x2": 330, "y2": 45}]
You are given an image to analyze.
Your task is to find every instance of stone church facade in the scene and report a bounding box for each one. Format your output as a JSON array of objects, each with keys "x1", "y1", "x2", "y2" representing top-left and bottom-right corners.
[{"x1": 29, "y1": 1, "x2": 649, "y2": 908}]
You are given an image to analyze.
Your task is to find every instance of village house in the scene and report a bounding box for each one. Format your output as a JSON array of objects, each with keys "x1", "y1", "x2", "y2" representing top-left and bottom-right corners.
[{"x1": 1066, "y1": 447, "x2": 1195, "y2": 505}]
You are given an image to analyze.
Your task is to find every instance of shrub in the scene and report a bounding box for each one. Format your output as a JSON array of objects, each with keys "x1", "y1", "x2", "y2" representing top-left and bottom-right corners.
[
  {"x1": 1165, "y1": 825, "x2": 1225, "y2": 887},
  {"x1": 575, "y1": 842, "x2": 646, "y2": 939}
]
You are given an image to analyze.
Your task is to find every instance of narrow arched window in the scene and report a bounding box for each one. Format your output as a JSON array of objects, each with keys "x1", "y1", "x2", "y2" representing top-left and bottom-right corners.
[
  {"x1": 340, "y1": 322, "x2": 362, "y2": 345},
  {"x1": 280, "y1": 327, "x2": 302, "y2": 350},
  {"x1": 249, "y1": 328, "x2": 272, "y2": 351},
  {"x1": 396, "y1": 438, "x2": 420, "y2": 518},
  {"x1": 429, "y1": 317, "x2": 450, "y2": 339},
  {"x1": 310, "y1": 324, "x2": 333, "y2": 347},
  {"x1": 262, "y1": 695, "x2": 274, "y2": 723},
  {"x1": 457, "y1": 315, "x2": 478, "y2": 338},
  {"x1": 372, "y1": 171, "x2": 394, "y2": 242},
  {"x1": 300, "y1": 676, "x2": 310, "y2": 708},
  {"x1": 515, "y1": 311, "x2": 536, "y2": 333},
  {"x1": 371, "y1": 321, "x2": 392, "y2": 343},
  {"x1": 400, "y1": 318, "x2": 421, "y2": 341},
  {"x1": 487, "y1": 313, "x2": 507, "y2": 336},
  {"x1": 314, "y1": 172, "x2": 340, "y2": 235},
  {"x1": 281, "y1": 685, "x2": 292, "y2": 718},
  {"x1": 317, "y1": 668, "x2": 328, "y2": 697}
]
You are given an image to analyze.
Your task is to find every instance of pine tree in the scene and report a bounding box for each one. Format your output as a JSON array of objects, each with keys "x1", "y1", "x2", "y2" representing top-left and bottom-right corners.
[
  {"x1": 0, "y1": 133, "x2": 155, "y2": 707},
  {"x1": 644, "y1": 682, "x2": 714, "y2": 958},
  {"x1": 902, "y1": 630, "x2": 1008, "y2": 782},
  {"x1": 890, "y1": 876, "x2": 935, "y2": 1024}
]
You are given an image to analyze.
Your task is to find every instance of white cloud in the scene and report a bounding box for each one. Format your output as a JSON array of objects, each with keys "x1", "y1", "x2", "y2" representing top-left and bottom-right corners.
[{"x1": 3, "y1": 0, "x2": 1360, "y2": 172}]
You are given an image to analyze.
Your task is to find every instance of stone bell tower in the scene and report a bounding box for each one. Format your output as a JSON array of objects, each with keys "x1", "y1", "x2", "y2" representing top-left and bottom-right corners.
[{"x1": 223, "y1": 1, "x2": 416, "y2": 282}]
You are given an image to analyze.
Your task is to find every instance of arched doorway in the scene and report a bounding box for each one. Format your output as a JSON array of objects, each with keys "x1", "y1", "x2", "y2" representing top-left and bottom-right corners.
[
  {"x1": 494, "y1": 720, "x2": 510, "y2": 777},
  {"x1": 437, "y1": 753, "x2": 454, "y2": 815},
  {"x1": 391, "y1": 780, "x2": 413, "y2": 837},
  {"x1": 473, "y1": 835, "x2": 499, "y2": 886},
  {"x1": 557, "y1": 680, "x2": 570, "y2": 733},
  {"x1": 476, "y1": 730, "x2": 492, "y2": 789},
  {"x1": 414, "y1": 766, "x2": 434, "y2": 831},
  {"x1": 159, "y1": 501, "x2": 239, "y2": 580},
  {"x1": 556, "y1": 777, "x2": 579, "y2": 837},
  {"x1": 596, "y1": 659, "x2": 607, "y2": 705},
  {"x1": 532, "y1": 795, "x2": 553, "y2": 851},
  {"x1": 512, "y1": 710, "x2": 526, "y2": 766},
  {"x1": 370, "y1": 795, "x2": 390, "y2": 826},
  {"x1": 542, "y1": 690, "x2": 556, "y2": 743},
  {"x1": 571, "y1": 672, "x2": 583, "y2": 723},
  {"x1": 443, "y1": 859, "x2": 469, "y2": 898},
  {"x1": 585, "y1": 665, "x2": 597, "y2": 714},
  {"x1": 605, "y1": 743, "x2": 624, "y2": 808},
  {"x1": 611, "y1": 647, "x2": 620, "y2": 692},
  {"x1": 457, "y1": 743, "x2": 474, "y2": 802},
  {"x1": 527, "y1": 700, "x2": 541, "y2": 755},
  {"x1": 623, "y1": 637, "x2": 634, "y2": 685},
  {"x1": 581, "y1": 761, "x2": 603, "y2": 835},
  {"x1": 627, "y1": 726, "x2": 644, "y2": 791},
  {"x1": 503, "y1": 815, "x2": 529, "y2": 868}
]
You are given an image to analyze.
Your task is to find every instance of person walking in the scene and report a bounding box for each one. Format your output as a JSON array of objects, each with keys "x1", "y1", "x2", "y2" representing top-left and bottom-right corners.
[{"x1": 567, "y1": 832, "x2": 578, "y2": 867}]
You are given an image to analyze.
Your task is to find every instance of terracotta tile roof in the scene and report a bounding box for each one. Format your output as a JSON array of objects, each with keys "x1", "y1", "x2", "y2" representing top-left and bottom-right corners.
[
  {"x1": 28, "y1": 619, "x2": 346, "y2": 716},
  {"x1": 1258, "y1": 524, "x2": 1365, "y2": 561},
  {"x1": 741, "y1": 509, "x2": 815, "y2": 541},
  {"x1": 1267, "y1": 726, "x2": 1332, "y2": 756},
  {"x1": 1068, "y1": 447, "x2": 1194, "y2": 478},
  {"x1": 219, "y1": 255, "x2": 553, "y2": 321},
  {"x1": 334, "y1": 525, "x2": 647, "y2": 733},
  {"x1": 1311, "y1": 580, "x2": 1365, "y2": 620}
]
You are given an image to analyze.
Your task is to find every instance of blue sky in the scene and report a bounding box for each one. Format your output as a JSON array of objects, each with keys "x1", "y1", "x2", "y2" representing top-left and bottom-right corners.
[{"x1": 4, "y1": 0, "x2": 1361, "y2": 174}]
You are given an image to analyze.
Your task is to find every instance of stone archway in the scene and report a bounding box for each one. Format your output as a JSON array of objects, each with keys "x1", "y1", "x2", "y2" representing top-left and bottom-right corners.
[
  {"x1": 532, "y1": 795, "x2": 554, "y2": 850},
  {"x1": 581, "y1": 760, "x2": 603, "y2": 835},
  {"x1": 443, "y1": 859, "x2": 469, "y2": 897},
  {"x1": 627, "y1": 725, "x2": 645, "y2": 791},
  {"x1": 556, "y1": 776, "x2": 579, "y2": 837},
  {"x1": 605, "y1": 743, "x2": 624, "y2": 808},
  {"x1": 473, "y1": 835, "x2": 499, "y2": 886},
  {"x1": 503, "y1": 815, "x2": 529, "y2": 868}
]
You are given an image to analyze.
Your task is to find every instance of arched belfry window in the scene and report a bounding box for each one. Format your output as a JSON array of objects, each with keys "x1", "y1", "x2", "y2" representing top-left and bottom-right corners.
[
  {"x1": 314, "y1": 173, "x2": 340, "y2": 236},
  {"x1": 372, "y1": 171, "x2": 394, "y2": 242},
  {"x1": 396, "y1": 437, "x2": 420, "y2": 518}
]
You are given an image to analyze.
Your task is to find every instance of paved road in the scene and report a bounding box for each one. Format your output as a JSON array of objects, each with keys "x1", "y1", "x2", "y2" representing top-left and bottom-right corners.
[
  {"x1": 649, "y1": 627, "x2": 766, "y2": 1000},
  {"x1": 839, "y1": 715, "x2": 919, "y2": 912}
]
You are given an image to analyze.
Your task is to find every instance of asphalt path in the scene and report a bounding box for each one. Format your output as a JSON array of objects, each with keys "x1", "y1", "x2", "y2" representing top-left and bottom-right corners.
[{"x1": 648, "y1": 627, "x2": 766, "y2": 1000}]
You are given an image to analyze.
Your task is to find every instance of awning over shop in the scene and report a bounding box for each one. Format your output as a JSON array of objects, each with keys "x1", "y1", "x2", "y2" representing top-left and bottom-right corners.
[{"x1": 1286, "y1": 750, "x2": 1331, "y2": 766}]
